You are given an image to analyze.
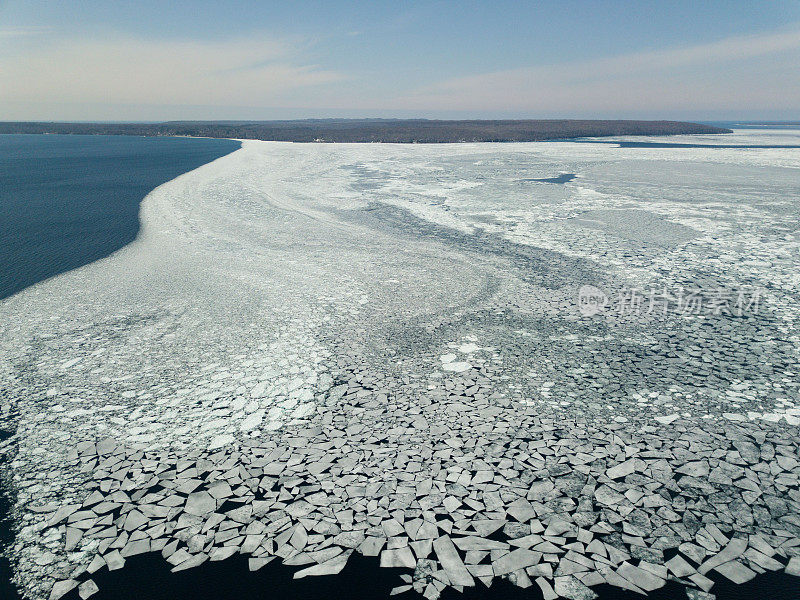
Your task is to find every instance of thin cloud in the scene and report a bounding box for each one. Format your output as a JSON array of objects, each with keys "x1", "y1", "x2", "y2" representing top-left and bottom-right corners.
[
  {"x1": 0, "y1": 34, "x2": 345, "y2": 109},
  {"x1": 403, "y1": 26, "x2": 800, "y2": 113},
  {"x1": 0, "y1": 25, "x2": 52, "y2": 37}
]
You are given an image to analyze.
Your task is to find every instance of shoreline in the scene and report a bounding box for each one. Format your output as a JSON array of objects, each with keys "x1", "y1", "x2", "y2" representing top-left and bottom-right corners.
[
  {"x1": 0, "y1": 134, "x2": 241, "y2": 301},
  {"x1": 0, "y1": 119, "x2": 731, "y2": 144}
]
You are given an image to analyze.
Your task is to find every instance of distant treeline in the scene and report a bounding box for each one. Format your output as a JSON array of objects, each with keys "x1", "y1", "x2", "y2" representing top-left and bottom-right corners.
[{"x1": 0, "y1": 119, "x2": 731, "y2": 143}]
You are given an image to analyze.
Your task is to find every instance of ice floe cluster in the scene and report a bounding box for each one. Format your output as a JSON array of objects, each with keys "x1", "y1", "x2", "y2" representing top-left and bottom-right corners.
[{"x1": 23, "y1": 357, "x2": 800, "y2": 600}]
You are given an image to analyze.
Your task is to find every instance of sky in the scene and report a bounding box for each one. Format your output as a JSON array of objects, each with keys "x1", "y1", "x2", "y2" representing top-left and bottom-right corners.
[{"x1": 1, "y1": 0, "x2": 800, "y2": 121}]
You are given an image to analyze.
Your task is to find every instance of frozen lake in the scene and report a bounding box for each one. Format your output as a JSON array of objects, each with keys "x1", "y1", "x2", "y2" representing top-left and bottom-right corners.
[{"x1": 0, "y1": 129, "x2": 799, "y2": 600}]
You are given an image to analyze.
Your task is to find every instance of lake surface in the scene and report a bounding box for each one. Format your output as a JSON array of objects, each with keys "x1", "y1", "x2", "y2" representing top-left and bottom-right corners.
[
  {"x1": 0, "y1": 134, "x2": 240, "y2": 300},
  {"x1": 1, "y1": 130, "x2": 799, "y2": 600}
]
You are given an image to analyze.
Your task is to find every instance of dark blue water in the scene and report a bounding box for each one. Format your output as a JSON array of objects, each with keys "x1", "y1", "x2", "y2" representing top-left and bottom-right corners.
[
  {"x1": 520, "y1": 173, "x2": 577, "y2": 184},
  {"x1": 57, "y1": 550, "x2": 800, "y2": 600},
  {"x1": 0, "y1": 134, "x2": 240, "y2": 300},
  {"x1": 616, "y1": 141, "x2": 800, "y2": 149},
  {"x1": 703, "y1": 121, "x2": 800, "y2": 130},
  {"x1": 581, "y1": 140, "x2": 800, "y2": 149}
]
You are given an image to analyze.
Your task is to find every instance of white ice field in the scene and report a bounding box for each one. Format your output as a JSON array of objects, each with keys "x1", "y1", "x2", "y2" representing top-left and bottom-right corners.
[{"x1": 1, "y1": 129, "x2": 799, "y2": 599}]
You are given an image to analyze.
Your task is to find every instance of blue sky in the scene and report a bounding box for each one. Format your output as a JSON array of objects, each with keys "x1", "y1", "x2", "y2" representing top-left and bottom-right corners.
[{"x1": 2, "y1": 1, "x2": 800, "y2": 120}]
